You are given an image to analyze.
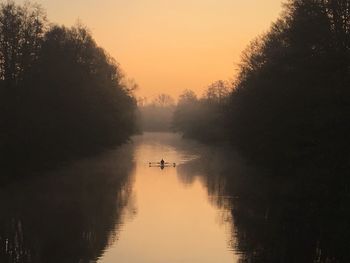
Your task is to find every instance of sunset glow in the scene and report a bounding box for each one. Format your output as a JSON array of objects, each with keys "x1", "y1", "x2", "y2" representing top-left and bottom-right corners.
[{"x1": 19, "y1": 0, "x2": 283, "y2": 98}]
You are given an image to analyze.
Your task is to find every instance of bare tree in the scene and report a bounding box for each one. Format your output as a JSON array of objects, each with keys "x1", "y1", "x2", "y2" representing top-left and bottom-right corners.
[
  {"x1": 0, "y1": 1, "x2": 46, "y2": 86},
  {"x1": 204, "y1": 80, "x2": 231, "y2": 103},
  {"x1": 178, "y1": 89, "x2": 197, "y2": 105},
  {"x1": 152, "y1": 93, "x2": 175, "y2": 107}
]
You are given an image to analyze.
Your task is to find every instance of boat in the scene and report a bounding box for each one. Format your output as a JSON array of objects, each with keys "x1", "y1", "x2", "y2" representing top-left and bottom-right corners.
[{"x1": 149, "y1": 162, "x2": 176, "y2": 168}]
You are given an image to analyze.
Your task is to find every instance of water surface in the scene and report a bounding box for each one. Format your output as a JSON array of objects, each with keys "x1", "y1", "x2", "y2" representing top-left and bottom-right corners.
[
  {"x1": 98, "y1": 132, "x2": 238, "y2": 262},
  {"x1": 0, "y1": 132, "x2": 239, "y2": 263},
  {"x1": 2, "y1": 132, "x2": 347, "y2": 263}
]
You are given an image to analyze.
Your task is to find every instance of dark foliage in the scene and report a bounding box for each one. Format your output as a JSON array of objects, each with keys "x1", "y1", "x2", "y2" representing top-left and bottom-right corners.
[
  {"x1": 173, "y1": 0, "x2": 350, "y2": 175},
  {"x1": 173, "y1": 81, "x2": 231, "y2": 142},
  {"x1": 0, "y1": 141, "x2": 135, "y2": 263},
  {"x1": 178, "y1": 146, "x2": 350, "y2": 263},
  {"x1": 138, "y1": 94, "x2": 175, "y2": 132},
  {"x1": 173, "y1": 1, "x2": 350, "y2": 261},
  {"x1": 228, "y1": 0, "x2": 350, "y2": 173},
  {"x1": 0, "y1": 2, "x2": 137, "y2": 177}
]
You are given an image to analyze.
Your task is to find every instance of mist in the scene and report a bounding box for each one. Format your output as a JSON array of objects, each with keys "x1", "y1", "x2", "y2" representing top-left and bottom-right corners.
[{"x1": 1, "y1": 1, "x2": 350, "y2": 263}]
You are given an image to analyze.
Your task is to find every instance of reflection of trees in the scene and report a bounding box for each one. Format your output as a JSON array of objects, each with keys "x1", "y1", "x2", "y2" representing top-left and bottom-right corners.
[
  {"x1": 230, "y1": 174, "x2": 350, "y2": 263},
  {"x1": 177, "y1": 144, "x2": 350, "y2": 263},
  {"x1": 0, "y1": 144, "x2": 135, "y2": 263}
]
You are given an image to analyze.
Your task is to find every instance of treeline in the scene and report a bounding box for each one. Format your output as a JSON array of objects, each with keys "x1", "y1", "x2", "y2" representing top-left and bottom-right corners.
[
  {"x1": 173, "y1": 0, "x2": 350, "y2": 174},
  {"x1": 138, "y1": 94, "x2": 175, "y2": 132},
  {"x1": 0, "y1": 2, "x2": 137, "y2": 174},
  {"x1": 173, "y1": 81, "x2": 230, "y2": 142}
]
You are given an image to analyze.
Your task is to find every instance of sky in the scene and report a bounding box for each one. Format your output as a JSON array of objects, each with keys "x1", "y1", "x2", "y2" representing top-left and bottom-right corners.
[{"x1": 18, "y1": 0, "x2": 283, "y2": 100}]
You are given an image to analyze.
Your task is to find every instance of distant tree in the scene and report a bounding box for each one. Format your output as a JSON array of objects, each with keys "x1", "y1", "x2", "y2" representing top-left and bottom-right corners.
[
  {"x1": 138, "y1": 93, "x2": 175, "y2": 132},
  {"x1": 137, "y1": 97, "x2": 148, "y2": 107},
  {"x1": 152, "y1": 93, "x2": 175, "y2": 107},
  {"x1": 173, "y1": 89, "x2": 199, "y2": 134},
  {"x1": 178, "y1": 89, "x2": 197, "y2": 105},
  {"x1": 204, "y1": 80, "x2": 231, "y2": 104},
  {"x1": 173, "y1": 84, "x2": 230, "y2": 141}
]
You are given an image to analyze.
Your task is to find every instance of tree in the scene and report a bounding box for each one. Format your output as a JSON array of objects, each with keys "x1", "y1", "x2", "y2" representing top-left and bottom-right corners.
[
  {"x1": 171, "y1": 0, "x2": 350, "y2": 173},
  {"x1": 152, "y1": 93, "x2": 175, "y2": 107},
  {"x1": 26, "y1": 24, "x2": 137, "y2": 149},
  {"x1": 0, "y1": 2, "x2": 138, "y2": 176},
  {"x1": 0, "y1": 1, "x2": 46, "y2": 87},
  {"x1": 178, "y1": 89, "x2": 197, "y2": 105},
  {"x1": 139, "y1": 93, "x2": 175, "y2": 132},
  {"x1": 173, "y1": 84, "x2": 230, "y2": 142},
  {"x1": 204, "y1": 80, "x2": 231, "y2": 104},
  {"x1": 227, "y1": 0, "x2": 350, "y2": 172}
]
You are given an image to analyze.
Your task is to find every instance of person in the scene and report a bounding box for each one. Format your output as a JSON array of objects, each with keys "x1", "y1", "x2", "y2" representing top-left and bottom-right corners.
[{"x1": 160, "y1": 159, "x2": 165, "y2": 166}]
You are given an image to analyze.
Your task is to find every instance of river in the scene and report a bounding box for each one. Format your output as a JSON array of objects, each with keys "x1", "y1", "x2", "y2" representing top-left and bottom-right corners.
[
  {"x1": 0, "y1": 132, "x2": 239, "y2": 263},
  {"x1": 0, "y1": 132, "x2": 348, "y2": 263},
  {"x1": 98, "y1": 132, "x2": 237, "y2": 263}
]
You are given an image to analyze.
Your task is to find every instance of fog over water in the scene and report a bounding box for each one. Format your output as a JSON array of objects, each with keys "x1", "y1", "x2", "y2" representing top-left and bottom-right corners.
[
  {"x1": 0, "y1": 133, "x2": 240, "y2": 263},
  {"x1": 1, "y1": 132, "x2": 347, "y2": 263},
  {"x1": 98, "y1": 132, "x2": 239, "y2": 263}
]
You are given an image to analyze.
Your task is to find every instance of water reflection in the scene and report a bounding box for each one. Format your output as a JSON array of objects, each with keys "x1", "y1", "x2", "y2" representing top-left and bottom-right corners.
[
  {"x1": 98, "y1": 133, "x2": 237, "y2": 263},
  {"x1": 0, "y1": 142, "x2": 135, "y2": 263},
  {"x1": 2, "y1": 133, "x2": 347, "y2": 263},
  {"x1": 177, "y1": 143, "x2": 350, "y2": 263}
]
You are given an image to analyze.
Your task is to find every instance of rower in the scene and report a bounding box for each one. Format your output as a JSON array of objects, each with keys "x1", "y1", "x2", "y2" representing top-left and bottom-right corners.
[{"x1": 160, "y1": 159, "x2": 165, "y2": 166}]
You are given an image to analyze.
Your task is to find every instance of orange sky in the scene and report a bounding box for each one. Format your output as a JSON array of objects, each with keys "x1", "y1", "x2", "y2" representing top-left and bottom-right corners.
[{"x1": 19, "y1": 0, "x2": 283, "y2": 99}]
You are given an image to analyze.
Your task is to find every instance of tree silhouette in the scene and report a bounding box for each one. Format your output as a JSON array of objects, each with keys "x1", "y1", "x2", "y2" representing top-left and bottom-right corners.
[
  {"x1": 173, "y1": 83, "x2": 230, "y2": 141},
  {"x1": 173, "y1": 0, "x2": 350, "y2": 174},
  {"x1": 0, "y1": 2, "x2": 137, "y2": 178},
  {"x1": 138, "y1": 93, "x2": 175, "y2": 132}
]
